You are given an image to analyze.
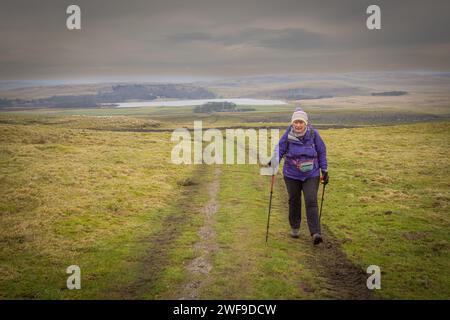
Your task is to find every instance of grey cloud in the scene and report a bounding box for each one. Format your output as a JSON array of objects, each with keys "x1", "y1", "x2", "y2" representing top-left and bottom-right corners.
[
  {"x1": 167, "y1": 32, "x2": 213, "y2": 43},
  {"x1": 239, "y1": 28, "x2": 329, "y2": 50},
  {"x1": 0, "y1": 0, "x2": 450, "y2": 79},
  {"x1": 167, "y1": 28, "x2": 329, "y2": 50}
]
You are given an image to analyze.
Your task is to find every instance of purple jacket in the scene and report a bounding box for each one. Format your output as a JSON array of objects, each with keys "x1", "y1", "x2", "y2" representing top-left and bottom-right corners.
[{"x1": 275, "y1": 125, "x2": 327, "y2": 181}]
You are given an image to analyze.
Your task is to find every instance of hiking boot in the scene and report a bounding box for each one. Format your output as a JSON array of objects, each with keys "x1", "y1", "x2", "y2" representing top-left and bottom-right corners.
[
  {"x1": 290, "y1": 228, "x2": 300, "y2": 238},
  {"x1": 312, "y1": 233, "x2": 323, "y2": 245}
]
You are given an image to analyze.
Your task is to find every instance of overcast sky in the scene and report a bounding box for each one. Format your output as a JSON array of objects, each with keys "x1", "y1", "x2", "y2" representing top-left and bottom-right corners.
[{"x1": 1, "y1": 0, "x2": 450, "y2": 80}]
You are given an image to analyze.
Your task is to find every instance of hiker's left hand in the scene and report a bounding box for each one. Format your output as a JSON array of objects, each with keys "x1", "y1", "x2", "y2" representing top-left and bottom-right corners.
[{"x1": 321, "y1": 171, "x2": 329, "y2": 185}]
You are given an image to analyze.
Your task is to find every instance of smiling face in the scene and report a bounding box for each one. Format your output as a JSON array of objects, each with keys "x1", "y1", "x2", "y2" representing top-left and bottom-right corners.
[{"x1": 292, "y1": 119, "x2": 306, "y2": 133}]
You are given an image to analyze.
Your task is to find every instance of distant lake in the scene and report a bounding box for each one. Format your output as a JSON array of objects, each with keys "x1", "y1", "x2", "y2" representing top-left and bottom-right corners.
[{"x1": 108, "y1": 98, "x2": 287, "y2": 108}]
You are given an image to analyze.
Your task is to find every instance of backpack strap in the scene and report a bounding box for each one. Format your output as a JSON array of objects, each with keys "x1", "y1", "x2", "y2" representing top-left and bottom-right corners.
[
  {"x1": 285, "y1": 125, "x2": 317, "y2": 159},
  {"x1": 310, "y1": 125, "x2": 316, "y2": 149},
  {"x1": 285, "y1": 125, "x2": 291, "y2": 152},
  {"x1": 310, "y1": 126, "x2": 315, "y2": 140}
]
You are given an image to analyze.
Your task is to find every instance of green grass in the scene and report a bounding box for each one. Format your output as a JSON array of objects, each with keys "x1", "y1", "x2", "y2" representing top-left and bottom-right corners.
[
  {"x1": 0, "y1": 109, "x2": 449, "y2": 299},
  {"x1": 321, "y1": 122, "x2": 450, "y2": 299},
  {"x1": 3, "y1": 100, "x2": 447, "y2": 131},
  {"x1": 0, "y1": 123, "x2": 197, "y2": 299}
]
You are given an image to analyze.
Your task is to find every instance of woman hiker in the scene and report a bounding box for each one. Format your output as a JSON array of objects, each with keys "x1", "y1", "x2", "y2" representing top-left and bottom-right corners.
[{"x1": 268, "y1": 107, "x2": 329, "y2": 245}]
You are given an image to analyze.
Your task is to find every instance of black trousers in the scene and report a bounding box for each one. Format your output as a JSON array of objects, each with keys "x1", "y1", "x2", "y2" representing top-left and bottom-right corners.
[{"x1": 283, "y1": 175, "x2": 321, "y2": 235}]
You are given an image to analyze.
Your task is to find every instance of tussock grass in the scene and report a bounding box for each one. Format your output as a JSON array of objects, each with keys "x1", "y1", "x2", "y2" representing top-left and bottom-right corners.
[
  {"x1": 0, "y1": 110, "x2": 448, "y2": 299},
  {"x1": 320, "y1": 122, "x2": 450, "y2": 299},
  {"x1": 0, "y1": 122, "x2": 195, "y2": 298}
]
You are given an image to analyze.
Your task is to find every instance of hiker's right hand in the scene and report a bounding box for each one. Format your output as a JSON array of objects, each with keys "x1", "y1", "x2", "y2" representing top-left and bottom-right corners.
[
  {"x1": 260, "y1": 161, "x2": 271, "y2": 168},
  {"x1": 259, "y1": 162, "x2": 270, "y2": 168}
]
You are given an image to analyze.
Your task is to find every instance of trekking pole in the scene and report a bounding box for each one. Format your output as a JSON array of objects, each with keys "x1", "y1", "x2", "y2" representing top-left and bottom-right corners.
[
  {"x1": 319, "y1": 179, "x2": 326, "y2": 223},
  {"x1": 265, "y1": 174, "x2": 276, "y2": 244}
]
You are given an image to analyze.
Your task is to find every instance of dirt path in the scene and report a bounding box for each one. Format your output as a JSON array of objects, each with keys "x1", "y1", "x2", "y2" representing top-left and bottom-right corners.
[
  {"x1": 275, "y1": 179, "x2": 373, "y2": 299},
  {"x1": 111, "y1": 129, "x2": 371, "y2": 299},
  {"x1": 178, "y1": 167, "x2": 221, "y2": 299},
  {"x1": 109, "y1": 164, "x2": 222, "y2": 300},
  {"x1": 109, "y1": 166, "x2": 208, "y2": 299},
  {"x1": 230, "y1": 129, "x2": 372, "y2": 299}
]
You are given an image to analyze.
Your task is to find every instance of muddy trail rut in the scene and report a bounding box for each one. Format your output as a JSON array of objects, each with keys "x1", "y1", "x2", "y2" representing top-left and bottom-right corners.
[
  {"x1": 274, "y1": 177, "x2": 373, "y2": 299},
  {"x1": 111, "y1": 165, "x2": 211, "y2": 299}
]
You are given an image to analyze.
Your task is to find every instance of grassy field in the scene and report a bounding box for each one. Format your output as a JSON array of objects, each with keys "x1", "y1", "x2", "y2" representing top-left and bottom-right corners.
[
  {"x1": 2, "y1": 98, "x2": 448, "y2": 132},
  {"x1": 0, "y1": 107, "x2": 449, "y2": 299}
]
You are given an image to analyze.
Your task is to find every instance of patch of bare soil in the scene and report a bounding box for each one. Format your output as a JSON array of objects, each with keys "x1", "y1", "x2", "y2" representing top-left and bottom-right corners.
[
  {"x1": 178, "y1": 167, "x2": 221, "y2": 300},
  {"x1": 301, "y1": 228, "x2": 373, "y2": 299}
]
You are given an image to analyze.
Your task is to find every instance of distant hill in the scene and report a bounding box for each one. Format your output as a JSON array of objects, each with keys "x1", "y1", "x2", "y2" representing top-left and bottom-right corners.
[
  {"x1": 0, "y1": 84, "x2": 216, "y2": 109},
  {"x1": 371, "y1": 91, "x2": 408, "y2": 96},
  {"x1": 263, "y1": 85, "x2": 368, "y2": 100}
]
